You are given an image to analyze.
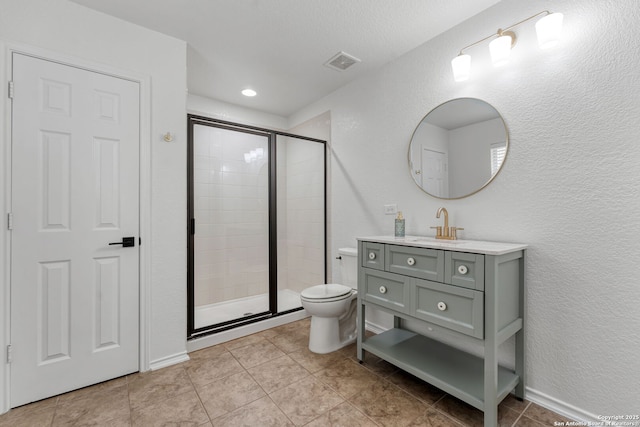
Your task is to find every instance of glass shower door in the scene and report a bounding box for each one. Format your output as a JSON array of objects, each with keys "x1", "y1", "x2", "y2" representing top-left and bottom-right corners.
[
  {"x1": 276, "y1": 134, "x2": 326, "y2": 313},
  {"x1": 191, "y1": 123, "x2": 270, "y2": 330}
]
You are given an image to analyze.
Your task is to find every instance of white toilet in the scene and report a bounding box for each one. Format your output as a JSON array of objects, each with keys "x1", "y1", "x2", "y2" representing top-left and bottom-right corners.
[{"x1": 300, "y1": 247, "x2": 358, "y2": 354}]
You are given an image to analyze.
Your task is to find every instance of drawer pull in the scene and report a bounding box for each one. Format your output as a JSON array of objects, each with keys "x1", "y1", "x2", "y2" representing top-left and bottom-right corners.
[
  {"x1": 407, "y1": 257, "x2": 416, "y2": 266},
  {"x1": 368, "y1": 252, "x2": 376, "y2": 260},
  {"x1": 457, "y1": 265, "x2": 468, "y2": 275},
  {"x1": 437, "y1": 302, "x2": 447, "y2": 311},
  {"x1": 379, "y1": 286, "x2": 387, "y2": 294}
]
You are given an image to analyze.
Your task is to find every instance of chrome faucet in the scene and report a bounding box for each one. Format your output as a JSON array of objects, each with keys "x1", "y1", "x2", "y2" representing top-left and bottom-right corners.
[{"x1": 431, "y1": 207, "x2": 464, "y2": 240}]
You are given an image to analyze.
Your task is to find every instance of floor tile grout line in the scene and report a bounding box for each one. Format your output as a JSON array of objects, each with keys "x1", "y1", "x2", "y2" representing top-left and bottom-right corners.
[
  {"x1": 184, "y1": 362, "x2": 214, "y2": 425},
  {"x1": 356, "y1": 355, "x2": 531, "y2": 427},
  {"x1": 431, "y1": 405, "x2": 469, "y2": 427},
  {"x1": 265, "y1": 393, "x2": 297, "y2": 426},
  {"x1": 245, "y1": 354, "x2": 316, "y2": 396},
  {"x1": 190, "y1": 342, "x2": 309, "y2": 423},
  {"x1": 511, "y1": 400, "x2": 533, "y2": 427},
  {"x1": 260, "y1": 352, "x2": 371, "y2": 426}
]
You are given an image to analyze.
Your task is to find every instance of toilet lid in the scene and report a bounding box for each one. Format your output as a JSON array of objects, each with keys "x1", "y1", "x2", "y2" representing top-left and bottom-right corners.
[{"x1": 301, "y1": 284, "x2": 352, "y2": 300}]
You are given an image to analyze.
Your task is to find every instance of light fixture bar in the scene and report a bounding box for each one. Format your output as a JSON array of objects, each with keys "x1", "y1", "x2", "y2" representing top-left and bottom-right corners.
[
  {"x1": 451, "y1": 10, "x2": 562, "y2": 82},
  {"x1": 458, "y1": 10, "x2": 552, "y2": 56}
]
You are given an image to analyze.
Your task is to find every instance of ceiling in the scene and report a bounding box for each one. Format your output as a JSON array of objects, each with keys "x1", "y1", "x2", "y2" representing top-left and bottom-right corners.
[{"x1": 71, "y1": 0, "x2": 501, "y2": 117}]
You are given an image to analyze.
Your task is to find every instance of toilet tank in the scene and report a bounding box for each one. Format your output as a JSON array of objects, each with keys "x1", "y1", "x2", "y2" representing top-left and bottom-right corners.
[{"x1": 338, "y1": 247, "x2": 358, "y2": 289}]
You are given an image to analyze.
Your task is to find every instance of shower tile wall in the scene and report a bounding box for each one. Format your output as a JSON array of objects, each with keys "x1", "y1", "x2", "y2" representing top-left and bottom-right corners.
[{"x1": 193, "y1": 125, "x2": 269, "y2": 307}]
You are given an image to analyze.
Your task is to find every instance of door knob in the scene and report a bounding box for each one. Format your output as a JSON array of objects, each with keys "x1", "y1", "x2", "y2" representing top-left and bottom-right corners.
[{"x1": 109, "y1": 237, "x2": 135, "y2": 247}]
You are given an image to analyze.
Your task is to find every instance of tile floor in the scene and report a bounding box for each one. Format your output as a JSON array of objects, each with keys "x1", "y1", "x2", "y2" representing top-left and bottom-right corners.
[{"x1": 0, "y1": 318, "x2": 573, "y2": 426}]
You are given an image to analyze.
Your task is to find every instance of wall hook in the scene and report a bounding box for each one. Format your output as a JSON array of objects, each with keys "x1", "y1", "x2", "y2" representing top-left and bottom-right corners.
[{"x1": 163, "y1": 132, "x2": 174, "y2": 142}]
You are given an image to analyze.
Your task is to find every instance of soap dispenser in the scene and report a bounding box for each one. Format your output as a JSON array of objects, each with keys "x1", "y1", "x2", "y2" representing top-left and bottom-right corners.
[{"x1": 395, "y1": 211, "x2": 405, "y2": 238}]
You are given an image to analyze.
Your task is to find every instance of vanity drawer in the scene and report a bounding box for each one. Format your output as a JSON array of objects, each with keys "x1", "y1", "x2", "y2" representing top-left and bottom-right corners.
[
  {"x1": 386, "y1": 245, "x2": 444, "y2": 282},
  {"x1": 445, "y1": 252, "x2": 485, "y2": 290},
  {"x1": 412, "y1": 279, "x2": 484, "y2": 338},
  {"x1": 361, "y1": 269, "x2": 410, "y2": 313},
  {"x1": 361, "y1": 242, "x2": 385, "y2": 271}
]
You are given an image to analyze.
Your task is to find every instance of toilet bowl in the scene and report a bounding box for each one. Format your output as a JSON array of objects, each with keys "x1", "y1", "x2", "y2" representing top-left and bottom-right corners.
[{"x1": 300, "y1": 248, "x2": 358, "y2": 354}]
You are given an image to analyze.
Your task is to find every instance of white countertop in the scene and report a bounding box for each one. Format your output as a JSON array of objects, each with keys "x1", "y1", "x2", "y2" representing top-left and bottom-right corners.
[{"x1": 357, "y1": 236, "x2": 527, "y2": 256}]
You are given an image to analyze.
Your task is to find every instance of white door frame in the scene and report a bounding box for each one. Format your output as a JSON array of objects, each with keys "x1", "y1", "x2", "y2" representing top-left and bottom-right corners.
[{"x1": 0, "y1": 41, "x2": 152, "y2": 414}]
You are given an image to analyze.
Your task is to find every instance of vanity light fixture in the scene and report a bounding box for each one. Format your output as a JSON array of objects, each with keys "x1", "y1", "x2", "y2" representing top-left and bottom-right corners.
[{"x1": 451, "y1": 10, "x2": 563, "y2": 81}]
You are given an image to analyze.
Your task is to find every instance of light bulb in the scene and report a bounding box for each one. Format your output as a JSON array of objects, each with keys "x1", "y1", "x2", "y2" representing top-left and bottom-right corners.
[
  {"x1": 536, "y1": 12, "x2": 563, "y2": 49},
  {"x1": 451, "y1": 54, "x2": 471, "y2": 82}
]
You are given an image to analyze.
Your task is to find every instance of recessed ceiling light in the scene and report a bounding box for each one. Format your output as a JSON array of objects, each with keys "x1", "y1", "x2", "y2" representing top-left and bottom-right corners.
[{"x1": 241, "y1": 89, "x2": 257, "y2": 97}]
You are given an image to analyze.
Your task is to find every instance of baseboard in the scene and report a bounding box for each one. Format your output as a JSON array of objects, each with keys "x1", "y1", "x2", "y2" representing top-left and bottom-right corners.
[
  {"x1": 149, "y1": 351, "x2": 191, "y2": 371},
  {"x1": 525, "y1": 387, "x2": 599, "y2": 424},
  {"x1": 364, "y1": 320, "x2": 388, "y2": 335}
]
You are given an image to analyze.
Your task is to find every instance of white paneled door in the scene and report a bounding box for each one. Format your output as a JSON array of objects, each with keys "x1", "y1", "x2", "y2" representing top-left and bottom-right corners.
[{"x1": 10, "y1": 54, "x2": 140, "y2": 407}]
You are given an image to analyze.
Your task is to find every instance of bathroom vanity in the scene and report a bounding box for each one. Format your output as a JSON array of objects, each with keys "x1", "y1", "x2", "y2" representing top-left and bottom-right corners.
[{"x1": 356, "y1": 236, "x2": 526, "y2": 427}]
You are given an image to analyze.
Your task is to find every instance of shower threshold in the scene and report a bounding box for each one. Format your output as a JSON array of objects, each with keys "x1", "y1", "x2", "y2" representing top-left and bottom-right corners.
[{"x1": 195, "y1": 289, "x2": 301, "y2": 329}]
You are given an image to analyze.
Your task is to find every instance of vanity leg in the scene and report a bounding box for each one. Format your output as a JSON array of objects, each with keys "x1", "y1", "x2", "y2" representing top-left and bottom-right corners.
[
  {"x1": 514, "y1": 254, "x2": 527, "y2": 400},
  {"x1": 484, "y1": 342, "x2": 498, "y2": 427},
  {"x1": 484, "y1": 255, "x2": 499, "y2": 427},
  {"x1": 514, "y1": 328, "x2": 526, "y2": 400},
  {"x1": 357, "y1": 301, "x2": 365, "y2": 362},
  {"x1": 393, "y1": 315, "x2": 401, "y2": 329}
]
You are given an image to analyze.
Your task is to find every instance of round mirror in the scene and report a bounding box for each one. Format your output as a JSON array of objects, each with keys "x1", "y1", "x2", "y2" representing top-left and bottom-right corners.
[{"x1": 408, "y1": 98, "x2": 508, "y2": 199}]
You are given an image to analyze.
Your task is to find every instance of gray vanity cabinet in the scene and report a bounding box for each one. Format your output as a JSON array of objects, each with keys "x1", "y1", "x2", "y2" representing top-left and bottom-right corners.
[{"x1": 356, "y1": 237, "x2": 526, "y2": 427}]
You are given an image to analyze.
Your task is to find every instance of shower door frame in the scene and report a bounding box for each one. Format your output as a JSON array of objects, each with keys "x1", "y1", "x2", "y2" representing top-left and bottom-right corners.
[{"x1": 187, "y1": 115, "x2": 327, "y2": 340}]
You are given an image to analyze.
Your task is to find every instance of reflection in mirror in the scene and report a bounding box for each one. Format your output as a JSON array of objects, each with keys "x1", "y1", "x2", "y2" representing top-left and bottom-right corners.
[{"x1": 408, "y1": 98, "x2": 508, "y2": 199}]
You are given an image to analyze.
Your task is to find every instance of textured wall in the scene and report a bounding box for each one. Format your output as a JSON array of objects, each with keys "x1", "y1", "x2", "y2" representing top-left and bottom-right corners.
[{"x1": 290, "y1": 0, "x2": 640, "y2": 417}]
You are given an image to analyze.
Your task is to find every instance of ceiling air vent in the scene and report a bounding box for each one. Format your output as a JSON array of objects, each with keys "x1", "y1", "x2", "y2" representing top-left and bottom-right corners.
[{"x1": 324, "y1": 51, "x2": 361, "y2": 71}]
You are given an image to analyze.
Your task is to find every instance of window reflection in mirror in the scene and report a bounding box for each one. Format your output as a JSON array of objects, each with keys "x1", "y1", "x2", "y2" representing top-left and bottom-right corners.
[{"x1": 408, "y1": 98, "x2": 508, "y2": 199}]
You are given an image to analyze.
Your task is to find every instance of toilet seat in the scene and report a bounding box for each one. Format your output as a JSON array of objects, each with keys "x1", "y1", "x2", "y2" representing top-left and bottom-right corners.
[{"x1": 301, "y1": 284, "x2": 353, "y2": 303}]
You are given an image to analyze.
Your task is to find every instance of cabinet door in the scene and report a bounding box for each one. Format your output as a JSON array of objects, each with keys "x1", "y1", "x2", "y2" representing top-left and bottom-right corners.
[
  {"x1": 386, "y1": 245, "x2": 443, "y2": 282},
  {"x1": 361, "y1": 269, "x2": 410, "y2": 313},
  {"x1": 412, "y1": 279, "x2": 484, "y2": 338},
  {"x1": 445, "y1": 252, "x2": 485, "y2": 290}
]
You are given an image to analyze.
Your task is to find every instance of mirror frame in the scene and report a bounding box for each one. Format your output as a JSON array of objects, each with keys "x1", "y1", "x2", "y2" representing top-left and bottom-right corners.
[{"x1": 408, "y1": 97, "x2": 509, "y2": 200}]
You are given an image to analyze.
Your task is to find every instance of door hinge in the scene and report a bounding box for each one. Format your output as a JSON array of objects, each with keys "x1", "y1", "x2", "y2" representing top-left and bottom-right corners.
[
  {"x1": 7, "y1": 212, "x2": 13, "y2": 230},
  {"x1": 8, "y1": 81, "x2": 14, "y2": 99},
  {"x1": 6, "y1": 345, "x2": 13, "y2": 364}
]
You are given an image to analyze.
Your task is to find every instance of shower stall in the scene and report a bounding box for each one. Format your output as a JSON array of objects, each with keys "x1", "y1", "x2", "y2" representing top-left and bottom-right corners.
[{"x1": 187, "y1": 115, "x2": 326, "y2": 339}]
